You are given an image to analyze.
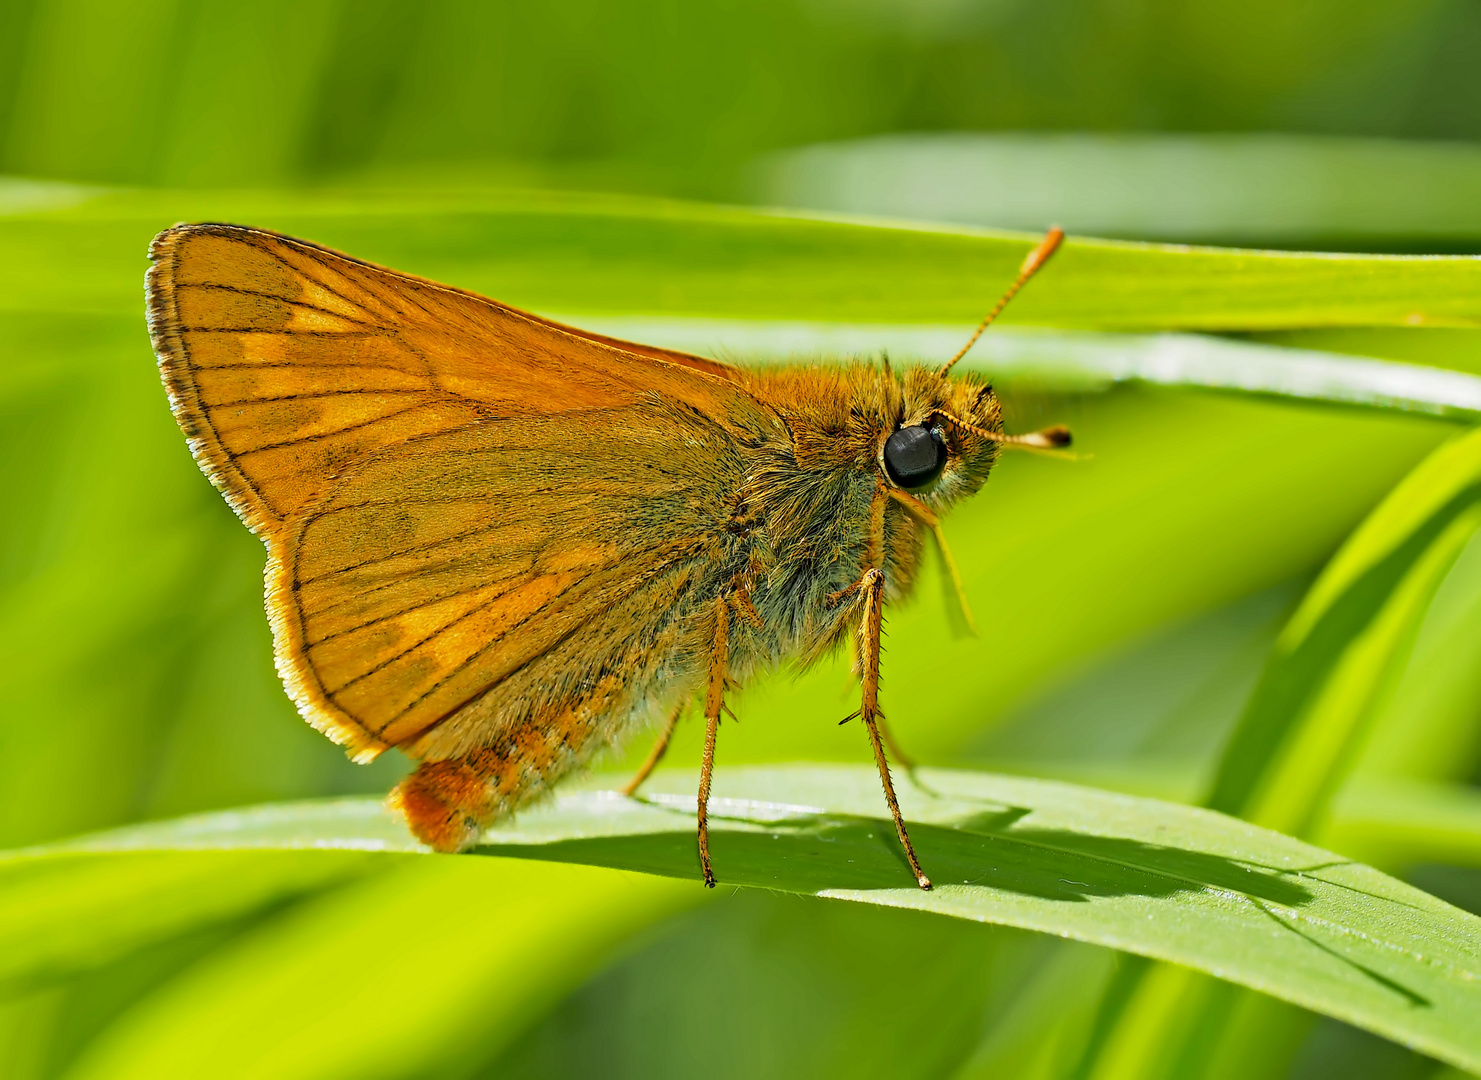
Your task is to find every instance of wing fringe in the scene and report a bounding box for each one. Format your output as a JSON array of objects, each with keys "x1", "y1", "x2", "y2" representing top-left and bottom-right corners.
[{"x1": 147, "y1": 224, "x2": 390, "y2": 760}]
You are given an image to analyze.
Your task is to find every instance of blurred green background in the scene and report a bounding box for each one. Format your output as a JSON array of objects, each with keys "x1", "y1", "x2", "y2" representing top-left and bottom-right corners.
[{"x1": 2, "y1": 1, "x2": 1481, "y2": 1078}]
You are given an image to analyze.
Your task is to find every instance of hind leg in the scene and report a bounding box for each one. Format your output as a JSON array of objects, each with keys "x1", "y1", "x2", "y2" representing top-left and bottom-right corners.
[{"x1": 622, "y1": 700, "x2": 685, "y2": 797}]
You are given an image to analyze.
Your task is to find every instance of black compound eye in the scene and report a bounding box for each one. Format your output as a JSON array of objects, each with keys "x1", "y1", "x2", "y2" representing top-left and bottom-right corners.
[{"x1": 883, "y1": 425, "x2": 948, "y2": 490}]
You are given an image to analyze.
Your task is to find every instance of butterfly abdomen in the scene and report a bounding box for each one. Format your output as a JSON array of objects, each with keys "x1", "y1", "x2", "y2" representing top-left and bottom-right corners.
[{"x1": 391, "y1": 668, "x2": 648, "y2": 851}]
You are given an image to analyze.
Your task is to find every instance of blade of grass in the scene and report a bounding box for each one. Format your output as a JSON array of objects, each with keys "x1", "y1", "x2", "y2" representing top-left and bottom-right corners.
[
  {"x1": 4, "y1": 765, "x2": 1479, "y2": 1074},
  {"x1": 0, "y1": 852, "x2": 378, "y2": 991},
  {"x1": 1208, "y1": 428, "x2": 1481, "y2": 826},
  {"x1": 949, "y1": 943, "x2": 1118, "y2": 1080},
  {"x1": 4, "y1": 187, "x2": 1481, "y2": 329},
  {"x1": 1347, "y1": 528, "x2": 1481, "y2": 788},
  {"x1": 570, "y1": 316, "x2": 1481, "y2": 419},
  {"x1": 753, "y1": 133, "x2": 1481, "y2": 247},
  {"x1": 1244, "y1": 507, "x2": 1481, "y2": 837},
  {"x1": 1088, "y1": 427, "x2": 1481, "y2": 1080},
  {"x1": 58, "y1": 859, "x2": 696, "y2": 1080},
  {"x1": 1327, "y1": 779, "x2": 1481, "y2": 872}
]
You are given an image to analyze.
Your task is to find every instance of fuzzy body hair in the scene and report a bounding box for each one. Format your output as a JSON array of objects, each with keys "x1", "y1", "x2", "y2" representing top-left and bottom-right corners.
[{"x1": 398, "y1": 360, "x2": 1004, "y2": 825}]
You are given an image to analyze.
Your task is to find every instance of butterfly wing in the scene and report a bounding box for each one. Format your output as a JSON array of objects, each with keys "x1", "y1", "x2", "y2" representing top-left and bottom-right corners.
[{"x1": 147, "y1": 223, "x2": 775, "y2": 761}]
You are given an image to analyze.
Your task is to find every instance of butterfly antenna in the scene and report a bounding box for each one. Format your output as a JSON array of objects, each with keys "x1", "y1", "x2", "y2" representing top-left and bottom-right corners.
[
  {"x1": 930, "y1": 409, "x2": 1073, "y2": 451},
  {"x1": 939, "y1": 227, "x2": 1064, "y2": 377}
]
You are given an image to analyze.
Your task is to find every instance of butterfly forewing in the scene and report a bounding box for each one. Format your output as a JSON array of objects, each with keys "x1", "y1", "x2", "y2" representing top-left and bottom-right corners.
[{"x1": 147, "y1": 224, "x2": 769, "y2": 760}]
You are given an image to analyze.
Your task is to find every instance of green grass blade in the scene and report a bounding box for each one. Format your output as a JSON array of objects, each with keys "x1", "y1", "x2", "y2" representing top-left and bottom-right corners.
[
  {"x1": 56, "y1": 859, "x2": 695, "y2": 1080},
  {"x1": 1207, "y1": 429, "x2": 1481, "y2": 825},
  {"x1": 0, "y1": 852, "x2": 377, "y2": 990},
  {"x1": 12, "y1": 187, "x2": 1481, "y2": 424},
  {"x1": 1345, "y1": 529, "x2": 1481, "y2": 789},
  {"x1": 1085, "y1": 433, "x2": 1481, "y2": 1080},
  {"x1": 5, "y1": 765, "x2": 1479, "y2": 1074},
  {"x1": 5, "y1": 187, "x2": 1481, "y2": 330},
  {"x1": 573, "y1": 316, "x2": 1481, "y2": 419},
  {"x1": 1328, "y1": 778, "x2": 1481, "y2": 872}
]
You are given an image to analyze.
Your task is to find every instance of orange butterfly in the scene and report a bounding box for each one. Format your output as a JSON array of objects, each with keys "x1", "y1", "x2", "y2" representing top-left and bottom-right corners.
[{"x1": 146, "y1": 223, "x2": 1067, "y2": 888}]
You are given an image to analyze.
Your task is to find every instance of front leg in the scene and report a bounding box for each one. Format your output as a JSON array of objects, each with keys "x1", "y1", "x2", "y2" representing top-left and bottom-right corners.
[{"x1": 854, "y1": 566, "x2": 932, "y2": 890}]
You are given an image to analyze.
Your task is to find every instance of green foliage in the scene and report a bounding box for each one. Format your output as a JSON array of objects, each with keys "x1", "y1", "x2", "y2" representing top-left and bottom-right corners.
[
  {"x1": 7, "y1": 767, "x2": 1481, "y2": 1073},
  {"x1": 3, "y1": 182, "x2": 1481, "y2": 1078},
  {"x1": 757, "y1": 134, "x2": 1481, "y2": 249},
  {"x1": 2, "y1": 0, "x2": 1479, "y2": 198},
  {"x1": 8, "y1": 186, "x2": 1481, "y2": 330},
  {"x1": 4, "y1": 3, "x2": 1481, "y2": 1075},
  {"x1": 1211, "y1": 429, "x2": 1481, "y2": 830}
]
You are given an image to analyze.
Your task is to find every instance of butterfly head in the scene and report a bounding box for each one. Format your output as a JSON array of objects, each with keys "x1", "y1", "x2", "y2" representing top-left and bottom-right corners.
[{"x1": 875, "y1": 366, "x2": 1004, "y2": 506}]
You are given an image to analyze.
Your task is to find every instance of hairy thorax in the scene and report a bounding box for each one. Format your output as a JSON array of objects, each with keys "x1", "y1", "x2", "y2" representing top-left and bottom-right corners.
[{"x1": 721, "y1": 361, "x2": 1003, "y2": 679}]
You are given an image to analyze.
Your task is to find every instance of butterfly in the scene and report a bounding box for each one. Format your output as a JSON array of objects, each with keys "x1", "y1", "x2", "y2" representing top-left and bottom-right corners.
[{"x1": 145, "y1": 222, "x2": 1068, "y2": 889}]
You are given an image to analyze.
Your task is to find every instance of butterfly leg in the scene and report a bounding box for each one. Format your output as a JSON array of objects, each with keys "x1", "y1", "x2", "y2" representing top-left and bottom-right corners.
[
  {"x1": 840, "y1": 484, "x2": 925, "y2": 787},
  {"x1": 843, "y1": 621, "x2": 915, "y2": 771},
  {"x1": 855, "y1": 566, "x2": 932, "y2": 890},
  {"x1": 696, "y1": 594, "x2": 730, "y2": 888},
  {"x1": 622, "y1": 701, "x2": 685, "y2": 796}
]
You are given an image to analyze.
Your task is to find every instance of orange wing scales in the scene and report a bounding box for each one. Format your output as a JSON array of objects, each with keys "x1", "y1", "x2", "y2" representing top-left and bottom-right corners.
[{"x1": 147, "y1": 223, "x2": 772, "y2": 765}]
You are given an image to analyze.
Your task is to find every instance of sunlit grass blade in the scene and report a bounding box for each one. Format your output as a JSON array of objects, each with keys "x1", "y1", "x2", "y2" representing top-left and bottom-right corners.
[
  {"x1": 1344, "y1": 528, "x2": 1481, "y2": 797},
  {"x1": 5, "y1": 765, "x2": 1479, "y2": 1074},
  {"x1": 574, "y1": 316, "x2": 1481, "y2": 418},
  {"x1": 0, "y1": 852, "x2": 378, "y2": 989},
  {"x1": 5, "y1": 187, "x2": 1481, "y2": 329},
  {"x1": 1207, "y1": 428, "x2": 1481, "y2": 829},
  {"x1": 56, "y1": 859, "x2": 695, "y2": 1080},
  {"x1": 1328, "y1": 778, "x2": 1481, "y2": 871},
  {"x1": 1091, "y1": 429, "x2": 1481, "y2": 1080}
]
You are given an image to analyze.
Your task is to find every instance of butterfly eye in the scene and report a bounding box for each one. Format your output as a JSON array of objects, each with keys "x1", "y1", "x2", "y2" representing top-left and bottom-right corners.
[{"x1": 883, "y1": 425, "x2": 948, "y2": 490}]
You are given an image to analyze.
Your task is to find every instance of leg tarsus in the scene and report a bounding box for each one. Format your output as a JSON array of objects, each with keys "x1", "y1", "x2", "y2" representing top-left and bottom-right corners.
[{"x1": 861, "y1": 712, "x2": 932, "y2": 890}]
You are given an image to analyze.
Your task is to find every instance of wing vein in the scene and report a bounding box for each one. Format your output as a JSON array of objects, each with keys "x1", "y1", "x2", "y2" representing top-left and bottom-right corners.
[
  {"x1": 180, "y1": 283, "x2": 376, "y2": 325},
  {"x1": 208, "y1": 388, "x2": 434, "y2": 408},
  {"x1": 178, "y1": 326, "x2": 388, "y2": 338},
  {"x1": 306, "y1": 568, "x2": 533, "y2": 647},
  {"x1": 394, "y1": 552, "x2": 704, "y2": 741},
  {"x1": 235, "y1": 400, "x2": 452, "y2": 456}
]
